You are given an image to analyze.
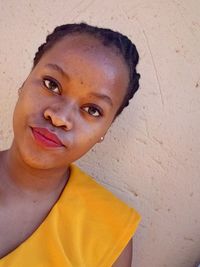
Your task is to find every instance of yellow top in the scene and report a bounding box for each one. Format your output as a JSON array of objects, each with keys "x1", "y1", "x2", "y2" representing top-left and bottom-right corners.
[{"x1": 0, "y1": 164, "x2": 141, "y2": 267}]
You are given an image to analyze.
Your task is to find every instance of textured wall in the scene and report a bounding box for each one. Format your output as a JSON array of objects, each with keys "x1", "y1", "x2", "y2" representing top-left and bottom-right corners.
[{"x1": 0, "y1": 1, "x2": 200, "y2": 266}]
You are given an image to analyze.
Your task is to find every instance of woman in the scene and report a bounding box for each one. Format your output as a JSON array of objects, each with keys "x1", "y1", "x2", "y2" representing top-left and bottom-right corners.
[{"x1": 0, "y1": 23, "x2": 141, "y2": 266}]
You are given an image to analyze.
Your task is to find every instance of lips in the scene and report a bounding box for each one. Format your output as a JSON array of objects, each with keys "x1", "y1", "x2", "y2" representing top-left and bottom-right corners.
[{"x1": 31, "y1": 127, "x2": 64, "y2": 148}]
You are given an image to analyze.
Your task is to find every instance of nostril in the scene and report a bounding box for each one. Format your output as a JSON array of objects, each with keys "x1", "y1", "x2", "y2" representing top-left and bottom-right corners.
[
  {"x1": 44, "y1": 109, "x2": 52, "y2": 121},
  {"x1": 62, "y1": 122, "x2": 72, "y2": 131},
  {"x1": 44, "y1": 108, "x2": 73, "y2": 130},
  {"x1": 44, "y1": 114, "x2": 52, "y2": 121},
  {"x1": 62, "y1": 125, "x2": 68, "y2": 131}
]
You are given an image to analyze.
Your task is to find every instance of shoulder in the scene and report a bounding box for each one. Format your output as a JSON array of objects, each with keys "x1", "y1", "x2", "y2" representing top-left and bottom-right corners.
[
  {"x1": 68, "y1": 164, "x2": 140, "y2": 266},
  {"x1": 69, "y1": 164, "x2": 140, "y2": 219}
]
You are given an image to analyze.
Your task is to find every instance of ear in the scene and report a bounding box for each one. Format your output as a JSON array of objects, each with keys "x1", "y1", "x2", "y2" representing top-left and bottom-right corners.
[
  {"x1": 98, "y1": 136, "x2": 104, "y2": 143},
  {"x1": 18, "y1": 82, "x2": 25, "y2": 96},
  {"x1": 18, "y1": 87, "x2": 22, "y2": 96}
]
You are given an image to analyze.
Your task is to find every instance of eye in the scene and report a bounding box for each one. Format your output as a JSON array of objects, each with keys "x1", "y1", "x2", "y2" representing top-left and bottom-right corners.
[
  {"x1": 82, "y1": 105, "x2": 103, "y2": 117},
  {"x1": 43, "y1": 77, "x2": 61, "y2": 94}
]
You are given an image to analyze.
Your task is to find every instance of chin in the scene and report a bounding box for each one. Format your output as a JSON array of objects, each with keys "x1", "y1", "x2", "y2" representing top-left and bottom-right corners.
[
  {"x1": 13, "y1": 130, "x2": 65, "y2": 170},
  {"x1": 13, "y1": 139, "x2": 59, "y2": 170},
  {"x1": 19, "y1": 147, "x2": 56, "y2": 170}
]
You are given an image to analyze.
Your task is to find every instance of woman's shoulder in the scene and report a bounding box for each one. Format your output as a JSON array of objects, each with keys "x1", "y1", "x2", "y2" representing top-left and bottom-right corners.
[
  {"x1": 67, "y1": 163, "x2": 141, "y2": 227},
  {"x1": 64, "y1": 163, "x2": 141, "y2": 267}
]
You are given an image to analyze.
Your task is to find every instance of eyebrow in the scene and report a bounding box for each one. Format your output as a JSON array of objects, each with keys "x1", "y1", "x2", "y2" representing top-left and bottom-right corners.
[
  {"x1": 88, "y1": 92, "x2": 113, "y2": 107},
  {"x1": 45, "y1": 63, "x2": 70, "y2": 81}
]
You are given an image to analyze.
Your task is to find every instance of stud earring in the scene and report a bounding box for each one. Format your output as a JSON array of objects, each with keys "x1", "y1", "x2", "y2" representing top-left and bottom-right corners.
[{"x1": 97, "y1": 136, "x2": 104, "y2": 143}]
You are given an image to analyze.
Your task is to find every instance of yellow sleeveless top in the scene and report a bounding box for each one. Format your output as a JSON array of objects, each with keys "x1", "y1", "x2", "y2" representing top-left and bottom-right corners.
[{"x1": 0, "y1": 164, "x2": 141, "y2": 267}]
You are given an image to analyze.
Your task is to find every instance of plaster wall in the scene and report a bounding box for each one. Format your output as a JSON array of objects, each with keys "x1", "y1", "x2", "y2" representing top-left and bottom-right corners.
[{"x1": 0, "y1": 1, "x2": 200, "y2": 266}]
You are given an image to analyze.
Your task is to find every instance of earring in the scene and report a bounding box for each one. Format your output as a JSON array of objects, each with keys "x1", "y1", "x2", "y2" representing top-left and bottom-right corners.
[{"x1": 98, "y1": 136, "x2": 104, "y2": 143}]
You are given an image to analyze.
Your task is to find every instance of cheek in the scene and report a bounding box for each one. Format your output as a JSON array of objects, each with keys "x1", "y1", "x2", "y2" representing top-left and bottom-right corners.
[
  {"x1": 24, "y1": 79, "x2": 47, "y2": 108},
  {"x1": 13, "y1": 97, "x2": 27, "y2": 129},
  {"x1": 13, "y1": 90, "x2": 43, "y2": 131},
  {"x1": 75, "y1": 120, "x2": 110, "y2": 146}
]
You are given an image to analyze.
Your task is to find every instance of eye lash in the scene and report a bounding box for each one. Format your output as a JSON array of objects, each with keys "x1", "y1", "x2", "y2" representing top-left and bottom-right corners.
[
  {"x1": 83, "y1": 104, "x2": 104, "y2": 117},
  {"x1": 42, "y1": 76, "x2": 61, "y2": 90},
  {"x1": 93, "y1": 105, "x2": 103, "y2": 116}
]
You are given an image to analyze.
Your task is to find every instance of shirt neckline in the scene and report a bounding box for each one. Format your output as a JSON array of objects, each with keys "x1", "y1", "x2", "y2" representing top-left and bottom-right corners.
[{"x1": 0, "y1": 164, "x2": 75, "y2": 262}]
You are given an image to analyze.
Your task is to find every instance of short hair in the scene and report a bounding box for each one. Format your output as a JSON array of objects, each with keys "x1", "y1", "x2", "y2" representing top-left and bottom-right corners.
[{"x1": 33, "y1": 23, "x2": 140, "y2": 117}]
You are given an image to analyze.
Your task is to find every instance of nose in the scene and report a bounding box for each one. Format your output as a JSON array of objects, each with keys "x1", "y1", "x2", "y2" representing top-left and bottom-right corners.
[{"x1": 43, "y1": 104, "x2": 73, "y2": 131}]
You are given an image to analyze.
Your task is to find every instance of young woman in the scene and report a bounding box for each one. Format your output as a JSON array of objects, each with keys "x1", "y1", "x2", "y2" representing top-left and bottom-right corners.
[{"x1": 0, "y1": 23, "x2": 141, "y2": 267}]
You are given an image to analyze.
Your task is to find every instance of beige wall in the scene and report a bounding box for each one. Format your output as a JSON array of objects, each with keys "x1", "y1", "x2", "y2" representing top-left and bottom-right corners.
[{"x1": 0, "y1": 1, "x2": 200, "y2": 266}]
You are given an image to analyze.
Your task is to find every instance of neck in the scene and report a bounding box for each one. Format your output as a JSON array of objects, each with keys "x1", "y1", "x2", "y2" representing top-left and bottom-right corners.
[{"x1": 0, "y1": 145, "x2": 70, "y2": 198}]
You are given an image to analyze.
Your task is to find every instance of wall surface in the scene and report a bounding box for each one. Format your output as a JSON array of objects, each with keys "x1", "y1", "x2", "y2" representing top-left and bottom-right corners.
[{"x1": 0, "y1": 1, "x2": 200, "y2": 266}]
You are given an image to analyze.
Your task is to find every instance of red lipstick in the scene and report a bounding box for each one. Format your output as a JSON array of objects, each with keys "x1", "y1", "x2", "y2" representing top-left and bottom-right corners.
[{"x1": 31, "y1": 127, "x2": 64, "y2": 148}]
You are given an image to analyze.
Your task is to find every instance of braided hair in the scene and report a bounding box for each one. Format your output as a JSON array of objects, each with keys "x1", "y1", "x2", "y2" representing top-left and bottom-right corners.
[{"x1": 33, "y1": 23, "x2": 140, "y2": 117}]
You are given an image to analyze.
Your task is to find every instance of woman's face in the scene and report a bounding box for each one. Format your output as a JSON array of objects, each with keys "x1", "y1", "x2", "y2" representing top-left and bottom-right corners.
[{"x1": 12, "y1": 34, "x2": 129, "y2": 169}]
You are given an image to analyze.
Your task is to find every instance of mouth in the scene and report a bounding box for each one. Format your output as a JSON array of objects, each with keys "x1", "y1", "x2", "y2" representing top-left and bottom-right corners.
[{"x1": 31, "y1": 127, "x2": 64, "y2": 148}]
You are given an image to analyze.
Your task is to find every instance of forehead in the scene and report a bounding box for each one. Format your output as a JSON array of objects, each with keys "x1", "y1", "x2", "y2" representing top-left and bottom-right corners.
[
  {"x1": 48, "y1": 33, "x2": 122, "y2": 59},
  {"x1": 35, "y1": 33, "x2": 129, "y2": 107},
  {"x1": 42, "y1": 33, "x2": 128, "y2": 73}
]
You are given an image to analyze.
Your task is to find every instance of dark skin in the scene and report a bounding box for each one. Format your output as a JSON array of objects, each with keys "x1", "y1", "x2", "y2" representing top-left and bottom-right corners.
[{"x1": 0, "y1": 34, "x2": 132, "y2": 266}]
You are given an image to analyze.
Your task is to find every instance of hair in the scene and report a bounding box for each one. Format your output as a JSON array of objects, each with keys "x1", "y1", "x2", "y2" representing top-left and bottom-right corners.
[{"x1": 33, "y1": 23, "x2": 140, "y2": 117}]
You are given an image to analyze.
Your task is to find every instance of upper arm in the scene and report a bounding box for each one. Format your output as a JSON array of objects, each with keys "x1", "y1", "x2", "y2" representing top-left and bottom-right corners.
[{"x1": 112, "y1": 238, "x2": 133, "y2": 267}]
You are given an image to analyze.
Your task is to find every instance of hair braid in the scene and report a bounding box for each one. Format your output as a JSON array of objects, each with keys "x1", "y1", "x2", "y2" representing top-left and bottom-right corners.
[{"x1": 33, "y1": 23, "x2": 140, "y2": 117}]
